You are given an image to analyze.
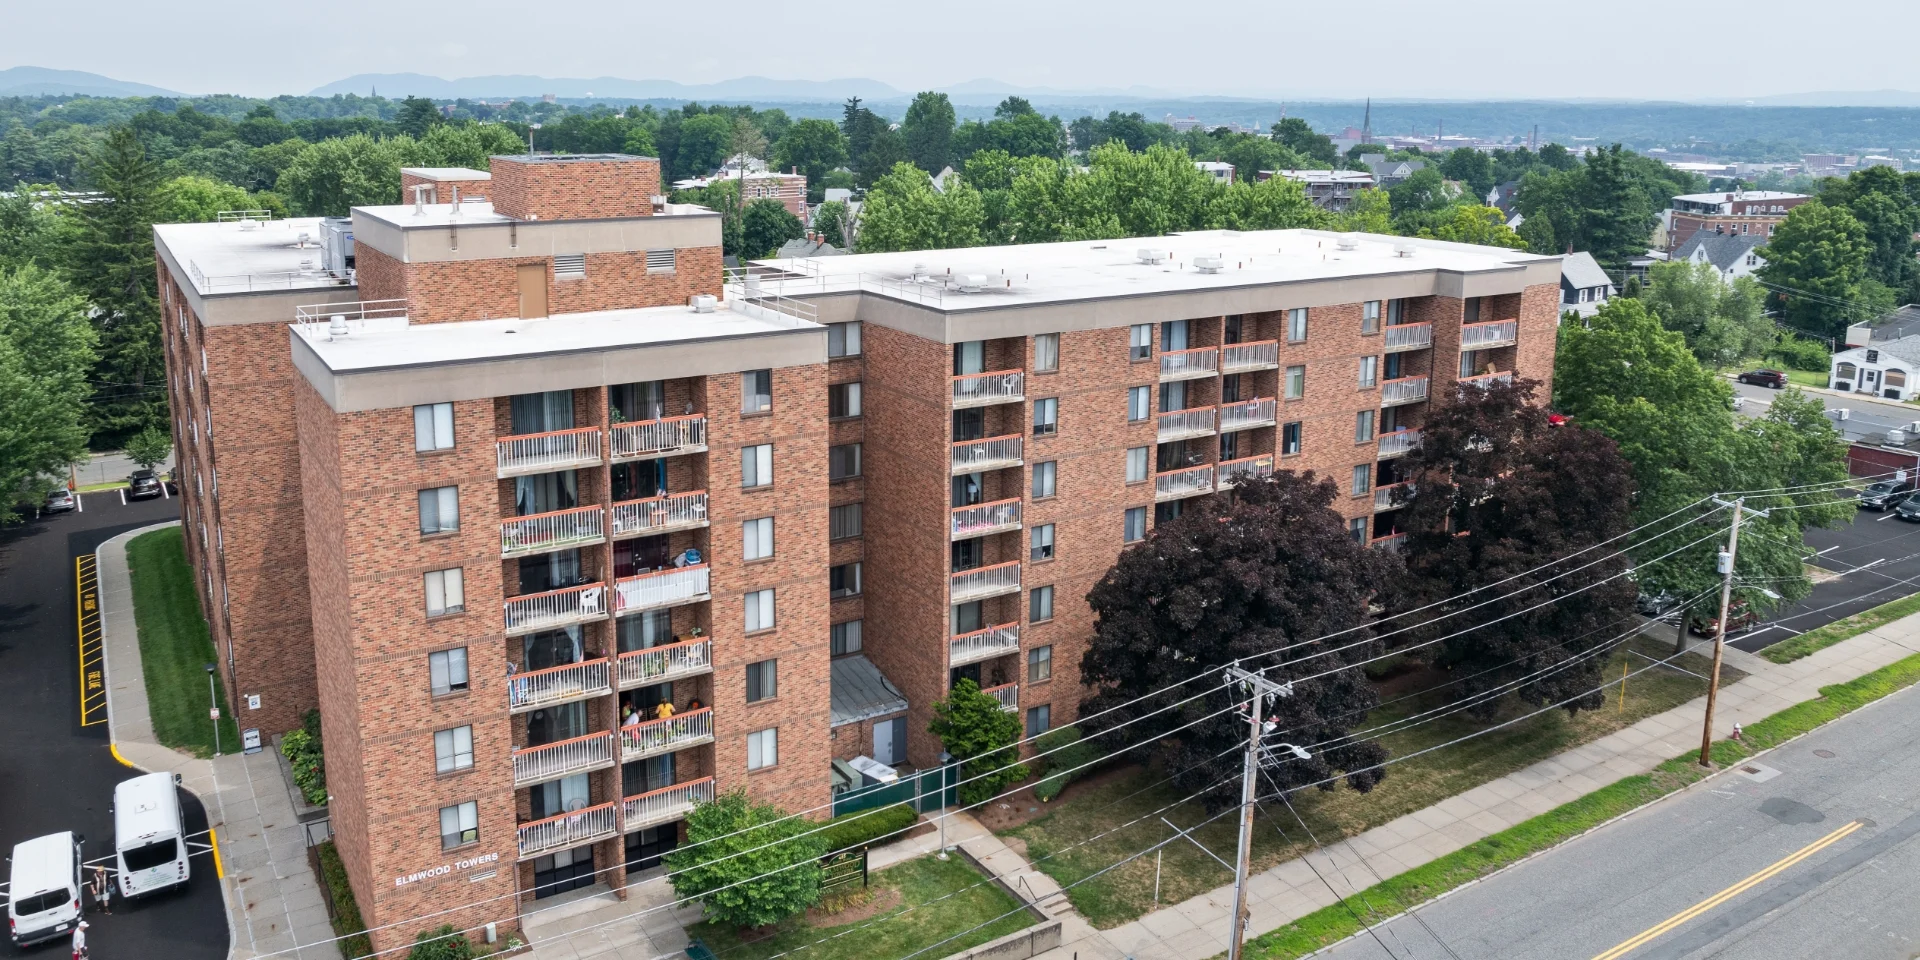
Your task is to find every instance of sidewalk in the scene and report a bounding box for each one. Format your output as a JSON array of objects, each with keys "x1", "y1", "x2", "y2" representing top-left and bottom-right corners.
[{"x1": 98, "y1": 523, "x2": 343, "y2": 960}]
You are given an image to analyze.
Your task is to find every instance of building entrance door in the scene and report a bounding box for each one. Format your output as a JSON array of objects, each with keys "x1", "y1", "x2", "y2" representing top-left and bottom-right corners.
[
  {"x1": 518, "y1": 263, "x2": 549, "y2": 318},
  {"x1": 531, "y1": 844, "x2": 597, "y2": 898},
  {"x1": 625, "y1": 826, "x2": 679, "y2": 872}
]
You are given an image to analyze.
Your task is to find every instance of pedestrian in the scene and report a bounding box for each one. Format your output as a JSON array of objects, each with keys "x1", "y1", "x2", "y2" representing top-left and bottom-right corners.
[
  {"x1": 90, "y1": 866, "x2": 111, "y2": 915},
  {"x1": 71, "y1": 920, "x2": 88, "y2": 960},
  {"x1": 654, "y1": 700, "x2": 676, "y2": 721}
]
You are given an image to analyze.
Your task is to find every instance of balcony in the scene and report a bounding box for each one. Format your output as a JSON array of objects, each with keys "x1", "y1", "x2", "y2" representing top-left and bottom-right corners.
[
  {"x1": 497, "y1": 426, "x2": 603, "y2": 478},
  {"x1": 624, "y1": 777, "x2": 716, "y2": 832},
  {"x1": 611, "y1": 415, "x2": 708, "y2": 462},
  {"x1": 504, "y1": 583, "x2": 610, "y2": 636},
  {"x1": 950, "y1": 623, "x2": 1021, "y2": 668},
  {"x1": 518, "y1": 801, "x2": 619, "y2": 860},
  {"x1": 1374, "y1": 481, "x2": 1414, "y2": 513},
  {"x1": 953, "y1": 370, "x2": 1025, "y2": 408},
  {"x1": 1370, "y1": 532, "x2": 1407, "y2": 552},
  {"x1": 983, "y1": 682, "x2": 1019, "y2": 712},
  {"x1": 1157, "y1": 407, "x2": 1217, "y2": 443},
  {"x1": 1155, "y1": 465, "x2": 1215, "y2": 502},
  {"x1": 611, "y1": 491, "x2": 709, "y2": 540},
  {"x1": 1383, "y1": 323, "x2": 1433, "y2": 353},
  {"x1": 512, "y1": 731, "x2": 616, "y2": 787},
  {"x1": 951, "y1": 498, "x2": 1022, "y2": 540},
  {"x1": 617, "y1": 638, "x2": 713, "y2": 690},
  {"x1": 1380, "y1": 376, "x2": 1429, "y2": 407},
  {"x1": 952, "y1": 434, "x2": 1024, "y2": 475},
  {"x1": 1220, "y1": 340, "x2": 1280, "y2": 373},
  {"x1": 951, "y1": 560, "x2": 1022, "y2": 604},
  {"x1": 501, "y1": 505, "x2": 606, "y2": 559},
  {"x1": 613, "y1": 565, "x2": 711, "y2": 616},
  {"x1": 1460, "y1": 371, "x2": 1514, "y2": 390},
  {"x1": 508, "y1": 657, "x2": 612, "y2": 713},
  {"x1": 1159, "y1": 346, "x2": 1219, "y2": 382},
  {"x1": 1460, "y1": 319, "x2": 1518, "y2": 350},
  {"x1": 621, "y1": 707, "x2": 715, "y2": 762},
  {"x1": 1217, "y1": 455, "x2": 1275, "y2": 490},
  {"x1": 1377, "y1": 429, "x2": 1421, "y2": 460},
  {"x1": 1218, "y1": 397, "x2": 1276, "y2": 432}
]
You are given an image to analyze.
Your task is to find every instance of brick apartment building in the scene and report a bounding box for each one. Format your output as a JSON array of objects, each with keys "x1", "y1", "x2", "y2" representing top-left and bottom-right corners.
[
  {"x1": 154, "y1": 154, "x2": 1560, "y2": 948},
  {"x1": 1664, "y1": 189, "x2": 1809, "y2": 253}
]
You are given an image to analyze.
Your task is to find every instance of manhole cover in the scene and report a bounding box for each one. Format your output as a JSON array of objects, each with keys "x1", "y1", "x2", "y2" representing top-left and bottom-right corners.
[
  {"x1": 1742, "y1": 765, "x2": 1762, "y2": 774},
  {"x1": 1814, "y1": 749, "x2": 1836, "y2": 758}
]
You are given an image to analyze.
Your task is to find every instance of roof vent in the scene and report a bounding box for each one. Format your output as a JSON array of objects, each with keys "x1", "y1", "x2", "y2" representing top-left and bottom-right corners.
[
  {"x1": 1393, "y1": 241, "x2": 1417, "y2": 258},
  {"x1": 912, "y1": 263, "x2": 930, "y2": 282},
  {"x1": 956, "y1": 274, "x2": 987, "y2": 293},
  {"x1": 1194, "y1": 255, "x2": 1225, "y2": 274},
  {"x1": 690, "y1": 294, "x2": 717, "y2": 314},
  {"x1": 1335, "y1": 233, "x2": 1360, "y2": 251},
  {"x1": 1138, "y1": 248, "x2": 1167, "y2": 265},
  {"x1": 327, "y1": 315, "x2": 350, "y2": 340},
  {"x1": 237, "y1": 218, "x2": 260, "y2": 231},
  {"x1": 1891, "y1": 428, "x2": 1908, "y2": 444}
]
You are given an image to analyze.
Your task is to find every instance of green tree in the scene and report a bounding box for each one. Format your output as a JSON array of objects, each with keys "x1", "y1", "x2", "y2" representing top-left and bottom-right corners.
[
  {"x1": 0, "y1": 265, "x2": 96, "y2": 514},
  {"x1": 901, "y1": 91, "x2": 957, "y2": 174},
  {"x1": 395, "y1": 96, "x2": 444, "y2": 138},
  {"x1": 814, "y1": 200, "x2": 850, "y2": 248},
  {"x1": 406, "y1": 924, "x2": 475, "y2": 960},
  {"x1": 1575, "y1": 145, "x2": 1659, "y2": 272},
  {"x1": 418, "y1": 122, "x2": 522, "y2": 170},
  {"x1": 739, "y1": 198, "x2": 803, "y2": 258},
  {"x1": 1204, "y1": 175, "x2": 1330, "y2": 231},
  {"x1": 1415, "y1": 205, "x2": 1526, "y2": 248},
  {"x1": 1439, "y1": 147, "x2": 1496, "y2": 198},
  {"x1": 1756, "y1": 200, "x2": 1872, "y2": 339},
  {"x1": 277, "y1": 134, "x2": 429, "y2": 215},
  {"x1": 1270, "y1": 117, "x2": 1338, "y2": 167},
  {"x1": 1337, "y1": 188, "x2": 1394, "y2": 234},
  {"x1": 856, "y1": 162, "x2": 983, "y2": 252},
  {"x1": 1388, "y1": 167, "x2": 1454, "y2": 216},
  {"x1": 995, "y1": 96, "x2": 1036, "y2": 119},
  {"x1": 673, "y1": 113, "x2": 733, "y2": 180},
  {"x1": 66, "y1": 127, "x2": 166, "y2": 439},
  {"x1": 929, "y1": 679, "x2": 1027, "y2": 805},
  {"x1": 856, "y1": 129, "x2": 909, "y2": 189},
  {"x1": 123, "y1": 425, "x2": 172, "y2": 470},
  {"x1": 771, "y1": 118, "x2": 848, "y2": 201},
  {"x1": 663, "y1": 790, "x2": 824, "y2": 930},
  {"x1": 157, "y1": 175, "x2": 255, "y2": 223},
  {"x1": 1642, "y1": 259, "x2": 1774, "y2": 365},
  {"x1": 0, "y1": 182, "x2": 61, "y2": 269}
]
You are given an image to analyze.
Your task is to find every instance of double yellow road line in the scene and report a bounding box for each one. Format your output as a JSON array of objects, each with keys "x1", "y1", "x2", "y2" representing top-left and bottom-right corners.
[{"x1": 1591, "y1": 819, "x2": 1864, "y2": 960}]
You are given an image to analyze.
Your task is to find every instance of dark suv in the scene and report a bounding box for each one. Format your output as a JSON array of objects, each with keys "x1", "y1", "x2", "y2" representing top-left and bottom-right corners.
[
  {"x1": 1858, "y1": 479, "x2": 1914, "y2": 511},
  {"x1": 1736, "y1": 369, "x2": 1789, "y2": 389},
  {"x1": 128, "y1": 469, "x2": 163, "y2": 500}
]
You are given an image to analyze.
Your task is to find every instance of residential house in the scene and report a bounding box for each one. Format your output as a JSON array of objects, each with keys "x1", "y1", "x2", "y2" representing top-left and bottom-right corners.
[
  {"x1": 1672, "y1": 233, "x2": 1767, "y2": 283},
  {"x1": 1831, "y1": 336, "x2": 1920, "y2": 401},
  {"x1": 1559, "y1": 252, "x2": 1616, "y2": 319}
]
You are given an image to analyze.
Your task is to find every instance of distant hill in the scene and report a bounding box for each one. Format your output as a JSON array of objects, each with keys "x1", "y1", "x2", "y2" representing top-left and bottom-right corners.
[
  {"x1": 310, "y1": 73, "x2": 903, "y2": 103},
  {"x1": 0, "y1": 66, "x2": 182, "y2": 98},
  {"x1": 1735, "y1": 89, "x2": 1920, "y2": 107}
]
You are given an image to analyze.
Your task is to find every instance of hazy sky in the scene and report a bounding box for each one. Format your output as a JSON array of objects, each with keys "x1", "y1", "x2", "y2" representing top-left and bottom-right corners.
[{"x1": 12, "y1": 0, "x2": 1920, "y2": 101}]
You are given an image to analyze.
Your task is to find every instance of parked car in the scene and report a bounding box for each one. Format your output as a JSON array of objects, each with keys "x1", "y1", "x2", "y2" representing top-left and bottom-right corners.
[
  {"x1": 128, "y1": 469, "x2": 163, "y2": 500},
  {"x1": 1691, "y1": 602, "x2": 1762, "y2": 637},
  {"x1": 43, "y1": 488, "x2": 76, "y2": 513},
  {"x1": 1636, "y1": 590, "x2": 1680, "y2": 617},
  {"x1": 1897, "y1": 497, "x2": 1920, "y2": 523},
  {"x1": 1858, "y1": 479, "x2": 1915, "y2": 511},
  {"x1": 1736, "y1": 369, "x2": 1789, "y2": 389}
]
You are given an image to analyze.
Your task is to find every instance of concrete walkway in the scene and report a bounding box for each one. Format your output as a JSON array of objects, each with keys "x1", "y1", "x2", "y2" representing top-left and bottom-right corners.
[
  {"x1": 521, "y1": 875, "x2": 703, "y2": 960},
  {"x1": 98, "y1": 523, "x2": 343, "y2": 960}
]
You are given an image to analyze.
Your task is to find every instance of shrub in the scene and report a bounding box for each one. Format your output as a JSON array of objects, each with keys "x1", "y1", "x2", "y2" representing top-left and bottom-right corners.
[
  {"x1": 1767, "y1": 335, "x2": 1830, "y2": 372},
  {"x1": 1031, "y1": 726, "x2": 1102, "y2": 802},
  {"x1": 407, "y1": 925, "x2": 475, "y2": 960},
  {"x1": 281, "y1": 727, "x2": 328, "y2": 806},
  {"x1": 818, "y1": 803, "x2": 918, "y2": 854},
  {"x1": 664, "y1": 789, "x2": 826, "y2": 930},
  {"x1": 316, "y1": 841, "x2": 372, "y2": 959}
]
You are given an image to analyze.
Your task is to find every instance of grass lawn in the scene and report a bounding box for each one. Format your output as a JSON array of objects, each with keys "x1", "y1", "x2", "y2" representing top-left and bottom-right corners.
[
  {"x1": 687, "y1": 856, "x2": 1034, "y2": 960},
  {"x1": 1764, "y1": 590, "x2": 1920, "y2": 663},
  {"x1": 126, "y1": 528, "x2": 241, "y2": 757},
  {"x1": 1004, "y1": 636, "x2": 1735, "y2": 929},
  {"x1": 1782, "y1": 369, "x2": 1828, "y2": 389}
]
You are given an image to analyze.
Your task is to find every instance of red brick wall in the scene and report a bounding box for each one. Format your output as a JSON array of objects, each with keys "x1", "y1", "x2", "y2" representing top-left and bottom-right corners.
[
  {"x1": 490, "y1": 156, "x2": 661, "y2": 221},
  {"x1": 400, "y1": 171, "x2": 493, "y2": 205},
  {"x1": 355, "y1": 244, "x2": 723, "y2": 325}
]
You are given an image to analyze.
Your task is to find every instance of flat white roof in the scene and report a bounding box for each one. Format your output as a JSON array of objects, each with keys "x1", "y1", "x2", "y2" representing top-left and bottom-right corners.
[
  {"x1": 353, "y1": 200, "x2": 716, "y2": 230},
  {"x1": 1672, "y1": 190, "x2": 1807, "y2": 204},
  {"x1": 1271, "y1": 169, "x2": 1376, "y2": 183},
  {"x1": 400, "y1": 167, "x2": 492, "y2": 181},
  {"x1": 153, "y1": 218, "x2": 352, "y2": 296}
]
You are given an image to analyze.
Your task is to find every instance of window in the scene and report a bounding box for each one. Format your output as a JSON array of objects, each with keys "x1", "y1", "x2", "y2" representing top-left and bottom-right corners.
[
  {"x1": 742, "y1": 444, "x2": 774, "y2": 488},
  {"x1": 1355, "y1": 410, "x2": 1375, "y2": 442},
  {"x1": 1129, "y1": 324, "x2": 1153, "y2": 361},
  {"x1": 741, "y1": 369, "x2": 772, "y2": 414},
  {"x1": 1358, "y1": 356, "x2": 1378, "y2": 389},
  {"x1": 831, "y1": 620, "x2": 863, "y2": 656},
  {"x1": 1030, "y1": 585, "x2": 1055, "y2": 622},
  {"x1": 429, "y1": 648, "x2": 469, "y2": 696},
  {"x1": 1034, "y1": 333, "x2": 1060, "y2": 373},
  {"x1": 1161, "y1": 319, "x2": 1189, "y2": 351},
  {"x1": 828, "y1": 382, "x2": 863, "y2": 419},
  {"x1": 424, "y1": 568, "x2": 465, "y2": 617},
  {"x1": 645, "y1": 248, "x2": 676, "y2": 272},
  {"x1": 1348, "y1": 517, "x2": 1369, "y2": 543},
  {"x1": 830, "y1": 562, "x2": 863, "y2": 598},
  {"x1": 745, "y1": 589, "x2": 776, "y2": 631},
  {"x1": 434, "y1": 726, "x2": 474, "y2": 774},
  {"x1": 830, "y1": 503, "x2": 864, "y2": 540},
  {"x1": 413, "y1": 403, "x2": 454, "y2": 452},
  {"x1": 439, "y1": 801, "x2": 478, "y2": 850},
  {"x1": 1352, "y1": 464, "x2": 1372, "y2": 496},
  {"x1": 553, "y1": 253, "x2": 586, "y2": 279},
  {"x1": 1026, "y1": 704, "x2": 1051, "y2": 737},
  {"x1": 1287, "y1": 308, "x2": 1308, "y2": 342},
  {"x1": 1031, "y1": 524, "x2": 1055, "y2": 561},
  {"x1": 1282, "y1": 422, "x2": 1303, "y2": 456},
  {"x1": 746, "y1": 659, "x2": 777, "y2": 702},
  {"x1": 827, "y1": 322, "x2": 862, "y2": 358},
  {"x1": 1285, "y1": 365, "x2": 1306, "y2": 400},
  {"x1": 1464, "y1": 297, "x2": 1482, "y2": 324},
  {"x1": 1128, "y1": 386, "x2": 1151, "y2": 422},
  {"x1": 1362, "y1": 300, "x2": 1381, "y2": 334},
  {"x1": 418, "y1": 486, "x2": 459, "y2": 535},
  {"x1": 1032, "y1": 461, "x2": 1058, "y2": 498},
  {"x1": 1124, "y1": 506, "x2": 1148, "y2": 543},
  {"x1": 743, "y1": 517, "x2": 774, "y2": 561},
  {"x1": 747, "y1": 728, "x2": 778, "y2": 770},
  {"x1": 1387, "y1": 298, "x2": 1405, "y2": 324},
  {"x1": 1033, "y1": 398, "x2": 1059, "y2": 436},
  {"x1": 829, "y1": 443, "x2": 863, "y2": 480},
  {"x1": 1028, "y1": 645, "x2": 1052, "y2": 682},
  {"x1": 1126, "y1": 446, "x2": 1150, "y2": 483}
]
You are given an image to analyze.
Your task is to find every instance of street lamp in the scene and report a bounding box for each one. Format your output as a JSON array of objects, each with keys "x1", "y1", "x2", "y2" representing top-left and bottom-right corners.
[
  {"x1": 937, "y1": 750, "x2": 953, "y2": 860},
  {"x1": 205, "y1": 663, "x2": 221, "y2": 757}
]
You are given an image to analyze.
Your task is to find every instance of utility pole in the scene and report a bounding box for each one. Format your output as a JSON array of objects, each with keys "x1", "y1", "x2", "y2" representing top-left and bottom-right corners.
[
  {"x1": 1699, "y1": 497, "x2": 1767, "y2": 767},
  {"x1": 1223, "y1": 663, "x2": 1308, "y2": 960}
]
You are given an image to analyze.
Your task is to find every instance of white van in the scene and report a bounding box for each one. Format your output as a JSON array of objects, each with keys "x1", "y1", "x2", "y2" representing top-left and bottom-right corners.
[
  {"x1": 114, "y1": 772, "x2": 190, "y2": 897},
  {"x1": 7, "y1": 831, "x2": 83, "y2": 946}
]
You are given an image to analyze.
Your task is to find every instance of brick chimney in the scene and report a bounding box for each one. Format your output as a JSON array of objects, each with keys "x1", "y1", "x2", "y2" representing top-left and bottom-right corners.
[{"x1": 488, "y1": 154, "x2": 662, "y2": 221}]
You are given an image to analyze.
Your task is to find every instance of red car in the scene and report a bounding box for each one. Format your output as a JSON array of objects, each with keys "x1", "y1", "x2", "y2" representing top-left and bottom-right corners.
[{"x1": 1735, "y1": 369, "x2": 1789, "y2": 389}]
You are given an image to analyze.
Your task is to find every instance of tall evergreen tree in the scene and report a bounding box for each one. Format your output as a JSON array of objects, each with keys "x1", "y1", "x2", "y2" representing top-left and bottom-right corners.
[
  {"x1": 66, "y1": 127, "x2": 167, "y2": 440},
  {"x1": 1576, "y1": 144, "x2": 1657, "y2": 272},
  {"x1": 901, "y1": 91, "x2": 957, "y2": 175}
]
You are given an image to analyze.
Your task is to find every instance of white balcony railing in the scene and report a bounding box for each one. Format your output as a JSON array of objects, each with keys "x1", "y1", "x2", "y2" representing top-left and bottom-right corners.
[
  {"x1": 508, "y1": 657, "x2": 612, "y2": 712},
  {"x1": 1217, "y1": 455, "x2": 1275, "y2": 490},
  {"x1": 611, "y1": 415, "x2": 708, "y2": 462},
  {"x1": 1159, "y1": 346, "x2": 1219, "y2": 381},
  {"x1": 1377, "y1": 429, "x2": 1422, "y2": 459},
  {"x1": 1460, "y1": 319, "x2": 1518, "y2": 350},
  {"x1": 624, "y1": 777, "x2": 716, "y2": 832},
  {"x1": 1157, "y1": 407, "x2": 1217, "y2": 443},
  {"x1": 1220, "y1": 340, "x2": 1280, "y2": 373},
  {"x1": 613, "y1": 565, "x2": 712, "y2": 616},
  {"x1": 949, "y1": 623, "x2": 1021, "y2": 667},
  {"x1": 1383, "y1": 323, "x2": 1433, "y2": 352},
  {"x1": 501, "y1": 505, "x2": 606, "y2": 559},
  {"x1": 1218, "y1": 397, "x2": 1276, "y2": 432},
  {"x1": 1374, "y1": 481, "x2": 1414, "y2": 512},
  {"x1": 951, "y1": 434, "x2": 1024, "y2": 474},
  {"x1": 497, "y1": 426, "x2": 603, "y2": 478},
  {"x1": 621, "y1": 708, "x2": 715, "y2": 761},
  {"x1": 610, "y1": 490, "x2": 709, "y2": 539},
  {"x1": 983, "y1": 682, "x2": 1019, "y2": 712},
  {"x1": 518, "y1": 802, "x2": 619, "y2": 860},
  {"x1": 951, "y1": 498, "x2": 1022, "y2": 540},
  {"x1": 1380, "y1": 376, "x2": 1430, "y2": 407},
  {"x1": 617, "y1": 638, "x2": 713, "y2": 690},
  {"x1": 950, "y1": 560, "x2": 1022, "y2": 603},
  {"x1": 1460, "y1": 371, "x2": 1514, "y2": 390},
  {"x1": 1155, "y1": 465, "x2": 1215, "y2": 501},
  {"x1": 504, "y1": 582, "x2": 610, "y2": 636},
  {"x1": 953, "y1": 370, "x2": 1025, "y2": 408},
  {"x1": 512, "y1": 731, "x2": 615, "y2": 786}
]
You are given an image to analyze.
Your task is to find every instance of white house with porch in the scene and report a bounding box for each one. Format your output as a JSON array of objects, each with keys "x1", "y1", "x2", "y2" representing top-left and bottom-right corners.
[{"x1": 1830, "y1": 335, "x2": 1920, "y2": 401}]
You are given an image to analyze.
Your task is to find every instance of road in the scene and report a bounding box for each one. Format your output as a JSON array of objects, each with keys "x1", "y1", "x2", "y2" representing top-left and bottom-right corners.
[
  {"x1": 0, "y1": 491, "x2": 227, "y2": 957},
  {"x1": 1728, "y1": 377, "x2": 1916, "y2": 444},
  {"x1": 1316, "y1": 674, "x2": 1920, "y2": 960}
]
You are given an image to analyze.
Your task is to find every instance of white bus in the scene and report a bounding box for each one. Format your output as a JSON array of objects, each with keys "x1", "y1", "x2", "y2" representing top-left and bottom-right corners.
[{"x1": 114, "y1": 773, "x2": 190, "y2": 897}]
